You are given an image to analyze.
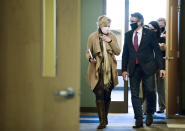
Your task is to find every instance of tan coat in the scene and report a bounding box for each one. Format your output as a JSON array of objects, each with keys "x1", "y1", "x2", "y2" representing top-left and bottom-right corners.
[{"x1": 86, "y1": 31, "x2": 121, "y2": 90}]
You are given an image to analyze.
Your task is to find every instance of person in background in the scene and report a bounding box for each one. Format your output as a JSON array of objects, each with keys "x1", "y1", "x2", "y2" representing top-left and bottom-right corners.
[
  {"x1": 148, "y1": 21, "x2": 161, "y2": 41},
  {"x1": 86, "y1": 15, "x2": 121, "y2": 129},
  {"x1": 158, "y1": 18, "x2": 166, "y2": 52},
  {"x1": 156, "y1": 17, "x2": 166, "y2": 113},
  {"x1": 142, "y1": 21, "x2": 161, "y2": 115},
  {"x1": 122, "y1": 12, "x2": 165, "y2": 128}
]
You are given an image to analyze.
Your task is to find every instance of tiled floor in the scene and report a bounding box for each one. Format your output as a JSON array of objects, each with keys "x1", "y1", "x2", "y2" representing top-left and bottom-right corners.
[
  {"x1": 80, "y1": 91, "x2": 185, "y2": 131},
  {"x1": 80, "y1": 113, "x2": 185, "y2": 131},
  {"x1": 80, "y1": 122, "x2": 185, "y2": 131}
]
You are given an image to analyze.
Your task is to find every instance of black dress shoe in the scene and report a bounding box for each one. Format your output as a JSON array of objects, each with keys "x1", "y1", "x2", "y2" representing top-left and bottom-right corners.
[
  {"x1": 133, "y1": 120, "x2": 143, "y2": 128},
  {"x1": 146, "y1": 115, "x2": 153, "y2": 126},
  {"x1": 156, "y1": 110, "x2": 164, "y2": 113}
]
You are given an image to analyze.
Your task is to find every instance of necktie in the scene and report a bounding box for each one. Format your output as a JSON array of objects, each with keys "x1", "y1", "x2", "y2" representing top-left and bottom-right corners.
[{"x1": 134, "y1": 32, "x2": 138, "y2": 64}]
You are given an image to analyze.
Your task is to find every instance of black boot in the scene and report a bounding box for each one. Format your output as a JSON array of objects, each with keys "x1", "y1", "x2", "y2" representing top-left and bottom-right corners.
[
  {"x1": 104, "y1": 100, "x2": 110, "y2": 125},
  {"x1": 146, "y1": 114, "x2": 153, "y2": 126},
  {"x1": 96, "y1": 100, "x2": 106, "y2": 129},
  {"x1": 133, "y1": 119, "x2": 143, "y2": 128}
]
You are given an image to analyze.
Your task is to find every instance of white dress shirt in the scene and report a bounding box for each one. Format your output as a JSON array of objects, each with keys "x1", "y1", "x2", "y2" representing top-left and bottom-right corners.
[{"x1": 132, "y1": 27, "x2": 143, "y2": 46}]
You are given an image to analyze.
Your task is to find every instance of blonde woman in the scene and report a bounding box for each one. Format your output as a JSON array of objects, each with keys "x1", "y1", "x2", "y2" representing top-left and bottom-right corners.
[{"x1": 86, "y1": 15, "x2": 121, "y2": 129}]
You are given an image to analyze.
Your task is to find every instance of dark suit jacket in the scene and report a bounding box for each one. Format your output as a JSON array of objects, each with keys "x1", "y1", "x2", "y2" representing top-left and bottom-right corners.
[{"x1": 122, "y1": 28, "x2": 165, "y2": 76}]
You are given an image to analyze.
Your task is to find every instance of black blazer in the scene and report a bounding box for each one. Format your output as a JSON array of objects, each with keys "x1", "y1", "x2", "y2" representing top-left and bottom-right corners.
[{"x1": 122, "y1": 28, "x2": 165, "y2": 76}]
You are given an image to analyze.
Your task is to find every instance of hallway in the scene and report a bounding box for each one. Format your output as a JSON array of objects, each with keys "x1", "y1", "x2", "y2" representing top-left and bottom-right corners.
[
  {"x1": 80, "y1": 110, "x2": 185, "y2": 131},
  {"x1": 80, "y1": 91, "x2": 185, "y2": 131}
]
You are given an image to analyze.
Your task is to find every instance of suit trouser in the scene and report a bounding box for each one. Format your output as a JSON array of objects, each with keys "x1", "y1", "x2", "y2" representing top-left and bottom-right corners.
[
  {"x1": 130, "y1": 64, "x2": 155, "y2": 120},
  {"x1": 156, "y1": 70, "x2": 165, "y2": 110},
  {"x1": 141, "y1": 81, "x2": 157, "y2": 114}
]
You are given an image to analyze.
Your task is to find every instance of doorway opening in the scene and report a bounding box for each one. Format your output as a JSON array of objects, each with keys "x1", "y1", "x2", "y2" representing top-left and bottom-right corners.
[
  {"x1": 80, "y1": 0, "x2": 180, "y2": 129},
  {"x1": 106, "y1": 0, "x2": 125, "y2": 102},
  {"x1": 106, "y1": 0, "x2": 167, "y2": 113}
]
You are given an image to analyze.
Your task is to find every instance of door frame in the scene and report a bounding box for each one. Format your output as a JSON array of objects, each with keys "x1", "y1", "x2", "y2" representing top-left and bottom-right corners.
[
  {"x1": 165, "y1": 0, "x2": 179, "y2": 117},
  {"x1": 108, "y1": 0, "x2": 129, "y2": 113}
]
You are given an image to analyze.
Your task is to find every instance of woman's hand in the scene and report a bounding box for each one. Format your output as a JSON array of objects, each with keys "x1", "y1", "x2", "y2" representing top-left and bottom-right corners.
[
  {"x1": 100, "y1": 35, "x2": 112, "y2": 43},
  {"x1": 90, "y1": 58, "x2": 96, "y2": 64}
]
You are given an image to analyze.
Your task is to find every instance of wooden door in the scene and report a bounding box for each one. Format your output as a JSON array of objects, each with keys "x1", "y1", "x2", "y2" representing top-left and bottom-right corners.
[
  {"x1": 0, "y1": 0, "x2": 80, "y2": 130},
  {"x1": 165, "y1": 0, "x2": 178, "y2": 117}
]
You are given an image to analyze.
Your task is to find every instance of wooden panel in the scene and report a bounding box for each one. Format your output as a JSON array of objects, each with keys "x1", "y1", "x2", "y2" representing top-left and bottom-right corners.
[
  {"x1": 42, "y1": 0, "x2": 56, "y2": 77},
  {"x1": 166, "y1": 0, "x2": 178, "y2": 117}
]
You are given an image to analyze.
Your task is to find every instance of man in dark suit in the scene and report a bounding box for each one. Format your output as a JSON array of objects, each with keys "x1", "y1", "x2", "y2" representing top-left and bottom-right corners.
[{"x1": 122, "y1": 12, "x2": 166, "y2": 128}]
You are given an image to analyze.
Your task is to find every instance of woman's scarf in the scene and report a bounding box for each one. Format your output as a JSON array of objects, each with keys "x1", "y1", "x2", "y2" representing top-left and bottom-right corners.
[{"x1": 102, "y1": 41, "x2": 111, "y2": 89}]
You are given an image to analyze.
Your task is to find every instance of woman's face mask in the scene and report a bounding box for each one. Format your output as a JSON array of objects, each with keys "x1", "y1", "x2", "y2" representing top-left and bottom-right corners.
[{"x1": 101, "y1": 27, "x2": 110, "y2": 34}]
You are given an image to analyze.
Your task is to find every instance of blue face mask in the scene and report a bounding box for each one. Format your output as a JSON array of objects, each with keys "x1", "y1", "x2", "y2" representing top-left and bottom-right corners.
[{"x1": 130, "y1": 22, "x2": 138, "y2": 31}]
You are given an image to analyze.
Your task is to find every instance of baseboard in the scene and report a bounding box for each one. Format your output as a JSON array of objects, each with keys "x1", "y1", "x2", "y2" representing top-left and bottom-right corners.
[{"x1": 181, "y1": 109, "x2": 185, "y2": 115}]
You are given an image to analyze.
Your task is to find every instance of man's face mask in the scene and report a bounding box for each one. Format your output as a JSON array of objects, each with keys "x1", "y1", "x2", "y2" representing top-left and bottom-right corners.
[
  {"x1": 101, "y1": 27, "x2": 110, "y2": 34},
  {"x1": 160, "y1": 27, "x2": 165, "y2": 32},
  {"x1": 130, "y1": 22, "x2": 138, "y2": 31}
]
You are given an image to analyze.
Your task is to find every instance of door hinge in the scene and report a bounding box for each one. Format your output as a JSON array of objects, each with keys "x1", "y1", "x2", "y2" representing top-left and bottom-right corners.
[
  {"x1": 177, "y1": 6, "x2": 180, "y2": 13},
  {"x1": 177, "y1": 96, "x2": 180, "y2": 104},
  {"x1": 177, "y1": 51, "x2": 180, "y2": 58},
  {"x1": 177, "y1": 0, "x2": 181, "y2": 12}
]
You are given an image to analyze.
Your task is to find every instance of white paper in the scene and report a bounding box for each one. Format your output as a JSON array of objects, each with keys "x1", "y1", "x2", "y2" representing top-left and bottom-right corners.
[{"x1": 88, "y1": 49, "x2": 93, "y2": 59}]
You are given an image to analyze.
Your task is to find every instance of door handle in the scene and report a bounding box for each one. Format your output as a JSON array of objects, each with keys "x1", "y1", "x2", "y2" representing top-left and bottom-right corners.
[
  {"x1": 163, "y1": 56, "x2": 175, "y2": 60},
  {"x1": 55, "y1": 88, "x2": 75, "y2": 99}
]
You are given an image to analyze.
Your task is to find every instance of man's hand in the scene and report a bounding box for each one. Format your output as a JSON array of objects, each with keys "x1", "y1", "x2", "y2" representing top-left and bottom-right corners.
[
  {"x1": 90, "y1": 58, "x2": 96, "y2": 64},
  {"x1": 122, "y1": 71, "x2": 128, "y2": 81},
  {"x1": 100, "y1": 35, "x2": 112, "y2": 43},
  {"x1": 160, "y1": 70, "x2": 166, "y2": 78}
]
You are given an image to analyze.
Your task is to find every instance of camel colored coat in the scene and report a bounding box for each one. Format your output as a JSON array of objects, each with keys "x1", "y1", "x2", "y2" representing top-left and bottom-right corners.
[{"x1": 86, "y1": 31, "x2": 121, "y2": 90}]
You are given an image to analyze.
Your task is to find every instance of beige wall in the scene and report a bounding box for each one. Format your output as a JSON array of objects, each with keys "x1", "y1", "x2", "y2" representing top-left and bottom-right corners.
[{"x1": 0, "y1": 0, "x2": 80, "y2": 130}]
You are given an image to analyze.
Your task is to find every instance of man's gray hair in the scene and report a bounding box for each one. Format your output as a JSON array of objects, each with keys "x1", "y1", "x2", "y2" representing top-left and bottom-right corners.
[{"x1": 131, "y1": 12, "x2": 144, "y2": 26}]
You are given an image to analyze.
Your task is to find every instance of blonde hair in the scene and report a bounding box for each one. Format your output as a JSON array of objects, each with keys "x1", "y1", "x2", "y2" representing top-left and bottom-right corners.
[
  {"x1": 97, "y1": 15, "x2": 111, "y2": 27},
  {"x1": 157, "y1": 18, "x2": 166, "y2": 25}
]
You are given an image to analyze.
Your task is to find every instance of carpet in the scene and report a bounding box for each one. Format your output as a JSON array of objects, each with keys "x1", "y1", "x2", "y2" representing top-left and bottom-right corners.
[{"x1": 80, "y1": 114, "x2": 167, "y2": 124}]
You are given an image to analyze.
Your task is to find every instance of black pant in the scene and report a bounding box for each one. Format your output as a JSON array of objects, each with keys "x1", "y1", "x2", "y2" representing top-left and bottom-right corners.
[
  {"x1": 93, "y1": 79, "x2": 113, "y2": 102},
  {"x1": 130, "y1": 64, "x2": 155, "y2": 120}
]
